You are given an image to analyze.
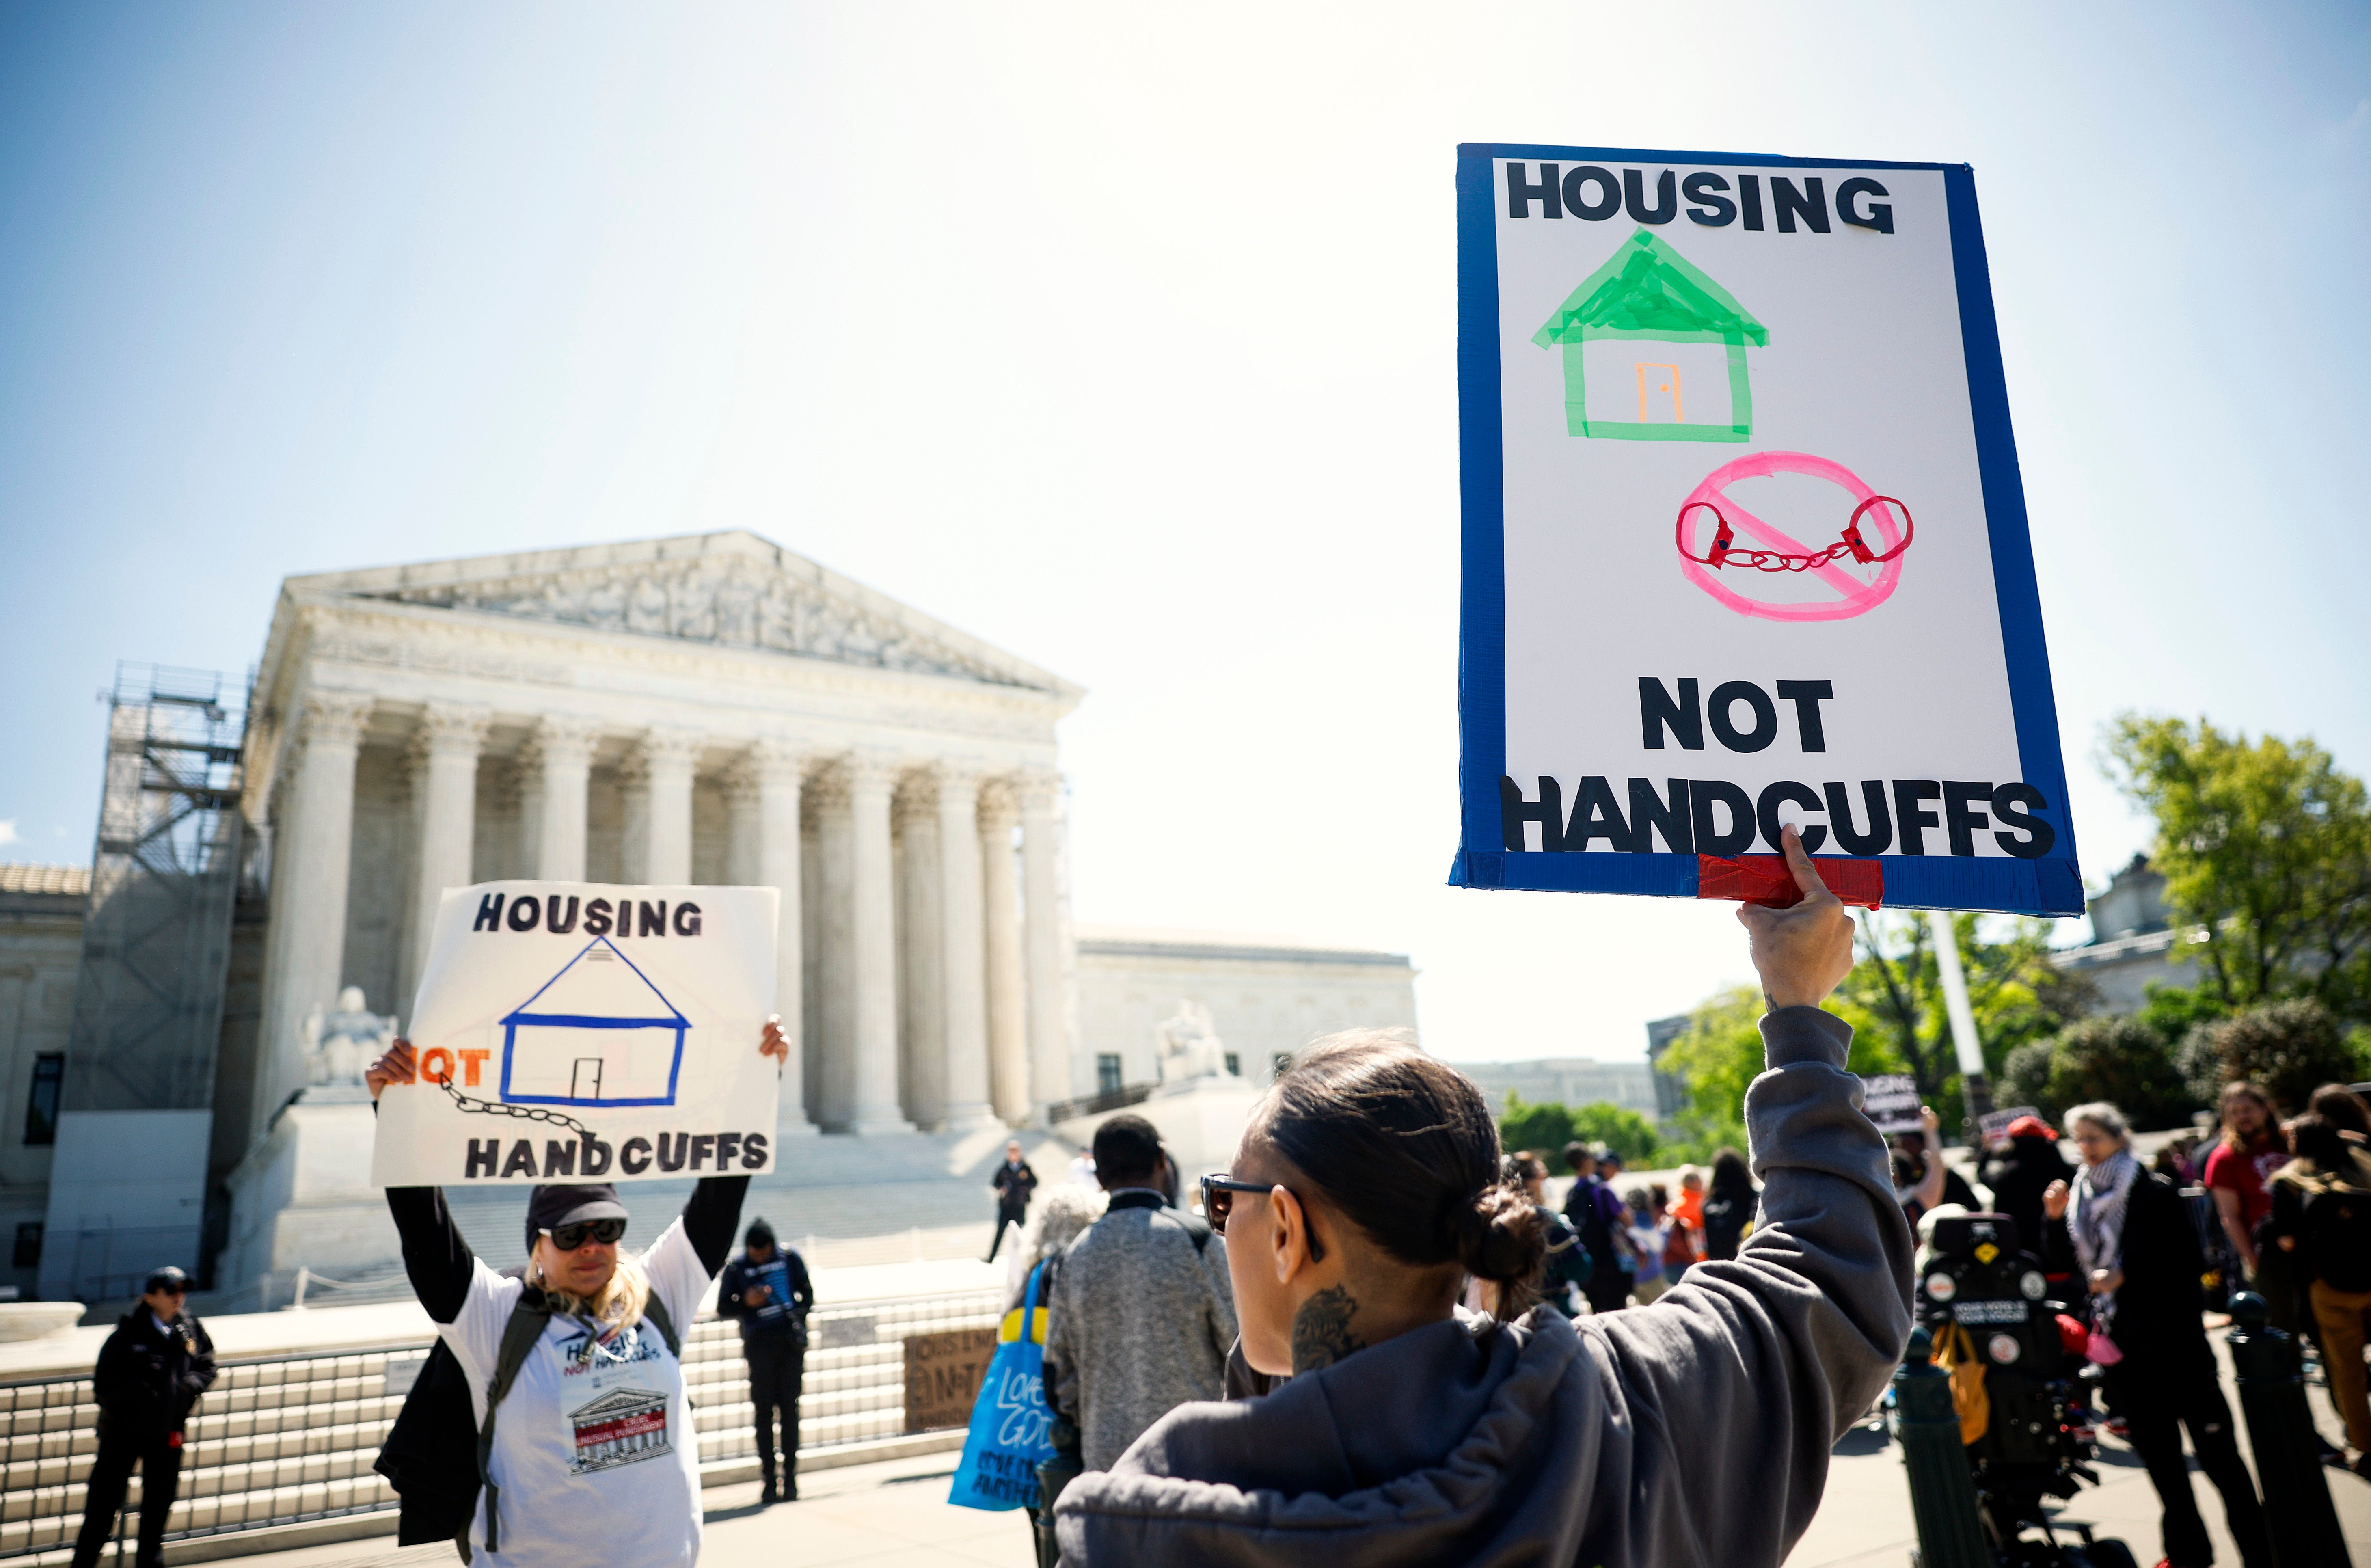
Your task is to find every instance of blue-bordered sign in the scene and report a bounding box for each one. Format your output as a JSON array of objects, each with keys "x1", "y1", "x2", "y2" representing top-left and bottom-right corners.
[{"x1": 1451, "y1": 143, "x2": 2082, "y2": 915}]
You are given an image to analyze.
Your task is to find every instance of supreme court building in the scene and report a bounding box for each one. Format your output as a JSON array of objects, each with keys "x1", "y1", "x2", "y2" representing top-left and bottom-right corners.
[{"x1": 2, "y1": 530, "x2": 1420, "y2": 1301}]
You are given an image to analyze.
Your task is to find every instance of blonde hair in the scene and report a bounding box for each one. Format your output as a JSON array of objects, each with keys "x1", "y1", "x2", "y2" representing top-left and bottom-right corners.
[{"x1": 529, "y1": 1239, "x2": 651, "y2": 1333}]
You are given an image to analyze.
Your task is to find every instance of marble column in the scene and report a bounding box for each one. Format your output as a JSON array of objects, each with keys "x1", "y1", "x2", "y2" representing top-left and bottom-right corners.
[
  {"x1": 403, "y1": 702, "x2": 490, "y2": 1013},
  {"x1": 978, "y1": 778, "x2": 1028, "y2": 1124},
  {"x1": 636, "y1": 728, "x2": 702, "y2": 885},
  {"x1": 1019, "y1": 771, "x2": 1071, "y2": 1114},
  {"x1": 810, "y1": 765, "x2": 856, "y2": 1128},
  {"x1": 936, "y1": 767, "x2": 1000, "y2": 1131},
  {"x1": 256, "y1": 688, "x2": 374, "y2": 1135},
  {"x1": 895, "y1": 777, "x2": 946, "y2": 1130},
  {"x1": 618, "y1": 753, "x2": 651, "y2": 886},
  {"x1": 747, "y1": 742, "x2": 815, "y2": 1134},
  {"x1": 527, "y1": 715, "x2": 600, "y2": 881},
  {"x1": 723, "y1": 761, "x2": 763, "y2": 889},
  {"x1": 846, "y1": 756, "x2": 914, "y2": 1134}
]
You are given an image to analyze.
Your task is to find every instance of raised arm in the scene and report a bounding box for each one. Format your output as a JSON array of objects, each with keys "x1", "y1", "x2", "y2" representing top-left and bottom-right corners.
[
  {"x1": 682, "y1": 1176, "x2": 753, "y2": 1276},
  {"x1": 387, "y1": 1185, "x2": 479, "y2": 1324},
  {"x1": 1584, "y1": 830, "x2": 1914, "y2": 1565}
]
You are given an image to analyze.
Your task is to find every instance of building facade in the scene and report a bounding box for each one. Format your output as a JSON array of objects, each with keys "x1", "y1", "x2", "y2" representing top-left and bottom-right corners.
[
  {"x1": 1073, "y1": 927, "x2": 1419, "y2": 1095},
  {"x1": 1453, "y1": 1056, "x2": 1662, "y2": 1124}
]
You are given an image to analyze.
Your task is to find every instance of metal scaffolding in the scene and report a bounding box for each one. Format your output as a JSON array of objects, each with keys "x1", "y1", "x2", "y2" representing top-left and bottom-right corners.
[{"x1": 60, "y1": 665, "x2": 247, "y2": 1116}]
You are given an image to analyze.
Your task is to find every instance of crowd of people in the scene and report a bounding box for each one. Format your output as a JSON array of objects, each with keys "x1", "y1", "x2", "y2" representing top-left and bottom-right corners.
[{"x1": 60, "y1": 827, "x2": 2367, "y2": 1568}]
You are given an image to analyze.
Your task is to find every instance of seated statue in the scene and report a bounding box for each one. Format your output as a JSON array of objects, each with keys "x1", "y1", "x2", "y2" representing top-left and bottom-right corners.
[{"x1": 302, "y1": 987, "x2": 395, "y2": 1089}]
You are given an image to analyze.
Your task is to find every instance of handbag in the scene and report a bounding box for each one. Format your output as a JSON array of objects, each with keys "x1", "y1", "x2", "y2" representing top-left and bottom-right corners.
[{"x1": 948, "y1": 1259, "x2": 1061, "y2": 1511}]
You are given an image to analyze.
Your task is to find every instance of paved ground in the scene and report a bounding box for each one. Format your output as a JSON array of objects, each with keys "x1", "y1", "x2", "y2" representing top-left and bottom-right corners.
[{"x1": 210, "y1": 1331, "x2": 2371, "y2": 1568}]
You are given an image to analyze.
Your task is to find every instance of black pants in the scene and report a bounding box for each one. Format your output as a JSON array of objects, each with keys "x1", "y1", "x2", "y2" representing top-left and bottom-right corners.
[
  {"x1": 747, "y1": 1336, "x2": 805, "y2": 1491},
  {"x1": 71, "y1": 1428, "x2": 181, "y2": 1568},
  {"x1": 986, "y1": 1201, "x2": 1028, "y2": 1261},
  {"x1": 2108, "y1": 1357, "x2": 2270, "y2": 1568}
]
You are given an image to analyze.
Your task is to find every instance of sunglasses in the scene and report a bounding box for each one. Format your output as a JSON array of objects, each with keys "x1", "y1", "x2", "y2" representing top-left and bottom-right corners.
[
  {"x1": 543, "y1": 1219, "x2": 627, "y2": 1251},
  {"x1": 1198, "y1": 1175, "x2": 1324, "y2": 1263}
]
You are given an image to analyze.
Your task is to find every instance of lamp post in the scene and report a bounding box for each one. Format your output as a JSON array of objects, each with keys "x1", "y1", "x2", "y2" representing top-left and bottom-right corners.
[{"x1": 1926, "y1": 910, "x2": 1992, "y2": 1144}]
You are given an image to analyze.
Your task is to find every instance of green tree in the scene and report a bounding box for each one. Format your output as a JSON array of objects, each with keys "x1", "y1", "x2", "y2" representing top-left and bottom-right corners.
[
  {"x1": 1570, "y1": 1102, "x2": 1662, "y2": 1165},
  {"x1": 1835, "y1": 911, "x2": 2095, "y2": 1134},
  {"x1": 1654, "y1": 984, "x2": 1764, "y2": 1159},
  {"x1": 1497, "y1": 1093, "x2": 1578, "y2": 1160},
  {"x1": 2104, "y1": 715, "x2": 2371, "y2": 1014}
]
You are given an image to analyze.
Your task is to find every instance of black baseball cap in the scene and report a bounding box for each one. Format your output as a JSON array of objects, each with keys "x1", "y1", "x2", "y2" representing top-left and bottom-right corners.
[
  {"x1": 524, "y1": 1184, "x2": 630, "y2": 1252},
  {"x1": 143, "y1": 1266, "x2": 190, "y2": 1294}
]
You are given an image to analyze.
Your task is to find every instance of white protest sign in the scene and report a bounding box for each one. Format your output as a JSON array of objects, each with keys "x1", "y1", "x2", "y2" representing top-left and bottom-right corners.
[
  {"x1": 1451, "y1": 146, "x2": 2083, "y2": 916},
  {"x1": 371, "y1": 882, "x2": 780, "y2": 1187},
  {"x1": 1861, "y1": 1073, "x2": 1926, "y2": 1135}
]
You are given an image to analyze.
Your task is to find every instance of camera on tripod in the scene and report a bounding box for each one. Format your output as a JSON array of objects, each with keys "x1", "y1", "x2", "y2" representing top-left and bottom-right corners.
[{"x1": 1915, "y1": 1211, "x2": 2137, "y2": 1568}]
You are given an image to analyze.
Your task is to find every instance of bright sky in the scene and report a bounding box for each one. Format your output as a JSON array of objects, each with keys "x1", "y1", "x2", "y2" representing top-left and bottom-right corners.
[{"x1": 1, "y1": 4, "x2": 2364, "y2": 1066}]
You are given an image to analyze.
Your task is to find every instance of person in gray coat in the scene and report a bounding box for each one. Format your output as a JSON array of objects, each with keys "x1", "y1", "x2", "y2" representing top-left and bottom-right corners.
[
  {"x1": 1044, "y1": 1114, "x2": 1237, "y2": 1472},
  {"x1": 1054, "y1": 828, "x2": 1913, "y2": 1567}
]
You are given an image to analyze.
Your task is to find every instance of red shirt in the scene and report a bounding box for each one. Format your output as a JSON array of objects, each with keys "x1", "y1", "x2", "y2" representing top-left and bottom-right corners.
[{"x1": 2203, "y1": 1138, "x2": 2289, "y2": 1231}]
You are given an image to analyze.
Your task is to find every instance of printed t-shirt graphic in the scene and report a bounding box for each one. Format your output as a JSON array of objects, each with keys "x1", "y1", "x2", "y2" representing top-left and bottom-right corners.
[
  {"x1": 439, "y1": 1217, "x2": 711, "y2": 1567},
  {"x1": 555, "y1": 1321, "x2": 672, "y2": 1475}
]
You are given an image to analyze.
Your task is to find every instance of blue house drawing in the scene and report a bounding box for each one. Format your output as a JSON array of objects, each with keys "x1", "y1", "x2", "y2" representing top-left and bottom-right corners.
[{"x1": 499, "y1": 937, "x2": 689, "y2": 1108}]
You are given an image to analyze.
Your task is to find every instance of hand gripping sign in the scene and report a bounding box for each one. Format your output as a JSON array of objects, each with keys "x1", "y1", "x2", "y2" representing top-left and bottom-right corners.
[
  {"x1": 1454, "y1": 145, "x2": 2082, "y2": 916},
  {"x1": 372, "y1": 882, "x2": 780, "y2": 1187}
]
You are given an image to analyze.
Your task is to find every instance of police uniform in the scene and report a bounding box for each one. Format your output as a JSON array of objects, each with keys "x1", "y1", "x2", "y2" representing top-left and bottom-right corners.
[{"x1": 73, "y1": 1268, "x2": 216, "y2": 1568}]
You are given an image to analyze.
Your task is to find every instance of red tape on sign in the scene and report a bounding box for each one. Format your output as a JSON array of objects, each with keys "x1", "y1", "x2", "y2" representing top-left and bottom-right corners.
[{"x1": 1697, "y1": 854, "x2": 1884, "y2": 910}]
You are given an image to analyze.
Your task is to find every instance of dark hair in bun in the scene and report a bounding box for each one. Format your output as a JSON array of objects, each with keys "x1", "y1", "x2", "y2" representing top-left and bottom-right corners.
[{"x1": 1256, "y1": 1030, "x2": 1546, "y2": 1287}]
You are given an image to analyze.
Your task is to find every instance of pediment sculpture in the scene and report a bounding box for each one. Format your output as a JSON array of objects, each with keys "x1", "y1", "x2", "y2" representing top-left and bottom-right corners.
[{"x1": 364, "y1": 555, "x2": 1024, "y2": 687}]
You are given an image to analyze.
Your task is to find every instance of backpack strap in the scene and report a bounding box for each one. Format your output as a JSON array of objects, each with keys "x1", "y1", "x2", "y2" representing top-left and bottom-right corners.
[
  {"x1": 641, "y1": 1290, "x2": 680, "y2": 1359},
  {"x1": 476, "y1": 1288, "x2": 555, "y2": 1555}
]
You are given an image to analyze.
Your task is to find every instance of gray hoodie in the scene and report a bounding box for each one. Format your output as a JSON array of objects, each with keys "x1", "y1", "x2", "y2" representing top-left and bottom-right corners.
[{"x1": 1054, "y1": 1006, "x2": 1913, "y2": 1568}]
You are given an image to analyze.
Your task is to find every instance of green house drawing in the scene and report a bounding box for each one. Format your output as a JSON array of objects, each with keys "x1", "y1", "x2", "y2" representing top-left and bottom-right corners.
[{"x1": 1532, "y1": 228, "x2": 1769, "y2": 442}]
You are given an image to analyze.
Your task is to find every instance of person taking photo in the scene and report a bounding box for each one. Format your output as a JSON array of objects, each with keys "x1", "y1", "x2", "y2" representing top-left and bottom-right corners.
[
  {"x1": 715, "y1": 1218, "x2": 814, "y2": 1503},
  {"x1": 365, "y1": 1020, "x2": 787, "y2": 1568},
  {"x1": 1054, "y1": 828, "x2": 1914, "y2": 1566}
]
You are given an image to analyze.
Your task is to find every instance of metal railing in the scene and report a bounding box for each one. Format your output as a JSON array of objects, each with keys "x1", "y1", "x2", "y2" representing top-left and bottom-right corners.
[
  {"x1": 0, "y1": 1287, "x2": 1004, "y2": 1558},
  {"x1": 1043, "y1": 1082, "x2": 1156, "y2": 1123}
]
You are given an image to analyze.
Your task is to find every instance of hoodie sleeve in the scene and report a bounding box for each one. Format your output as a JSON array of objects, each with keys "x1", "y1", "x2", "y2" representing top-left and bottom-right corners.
[{"x1": 1580, "y1": 1005, "x2": 1913, "y2": 1567}]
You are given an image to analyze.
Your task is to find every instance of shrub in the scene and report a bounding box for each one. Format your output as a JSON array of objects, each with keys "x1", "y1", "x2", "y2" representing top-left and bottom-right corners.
[
  {"x1": 2183, "y1": 999, "x2": 2367, "y2": 1115},
  {"x1": 1496, "y1": 1096, "x2": 1664, "y2": 1167},
  {"x1": 1498, "y1": 1093, "x2": 1578, "y2": 1162},
  {"x1": 2002, "y1": 1042, "x2": 2057, "y2": 1116},
  {"x1": 2041, "y1": 1015, "x2": 2195, "y2": 1131}
]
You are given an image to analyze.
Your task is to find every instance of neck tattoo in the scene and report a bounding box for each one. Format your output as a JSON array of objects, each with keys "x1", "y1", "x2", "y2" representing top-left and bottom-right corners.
[{"x1": 1290, "y1": 1284, "x2": 1367, "y2": 1374}]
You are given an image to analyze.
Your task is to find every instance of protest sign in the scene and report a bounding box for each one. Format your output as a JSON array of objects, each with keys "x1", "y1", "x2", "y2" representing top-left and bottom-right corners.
[
  {"x1": 371, "y1": 881, "x2": 780, "y2": 1187},
  {"x1": 1451, "y1": 145, "x2": 2083, "y2": 916},
  {"x1": 1978, "y1": 1106, "x2": 2043, "y2": 1148},
  {"x1": 1861, "y1": 1073, "x2": 1926, "y2": 1135}
]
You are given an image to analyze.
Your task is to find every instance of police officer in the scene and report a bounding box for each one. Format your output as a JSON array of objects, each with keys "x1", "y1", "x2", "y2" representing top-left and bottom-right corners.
[
  {"x1": 715, "y1": 1220, "x2": 812, "y2": 1504},
  {"x1": 73, "y1": 1265, "x2": 217, "y2": 1568}
]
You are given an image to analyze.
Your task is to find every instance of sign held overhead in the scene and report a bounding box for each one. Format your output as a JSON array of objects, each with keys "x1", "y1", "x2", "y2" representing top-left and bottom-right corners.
[
  {"x1": 371, "y1": 881, "x2": 781, "y2": 1187},
  {"x1": 1452, "y1": 145, "x2": 2082, "y2": 916}
]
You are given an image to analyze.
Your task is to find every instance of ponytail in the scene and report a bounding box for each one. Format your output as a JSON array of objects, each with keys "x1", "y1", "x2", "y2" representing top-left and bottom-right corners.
[{"x1": 1258, "y1": 1030, "x2": 1547, "y2": 1289}]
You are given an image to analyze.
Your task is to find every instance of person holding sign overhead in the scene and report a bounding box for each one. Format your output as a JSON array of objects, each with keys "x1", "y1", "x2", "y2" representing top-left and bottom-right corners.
[
  {"x1": 1055, "y1": 829, "x2": 1915, "y2": 1566},
  {"x1": 364, "y1": 1018, "x2": 787, "y2": 1568}
]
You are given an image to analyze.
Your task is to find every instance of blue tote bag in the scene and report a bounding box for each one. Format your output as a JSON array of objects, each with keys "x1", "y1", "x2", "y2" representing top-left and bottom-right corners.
[{"x1": 947, "y1": 1258, "x2": 1060, "y2": 1510}]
